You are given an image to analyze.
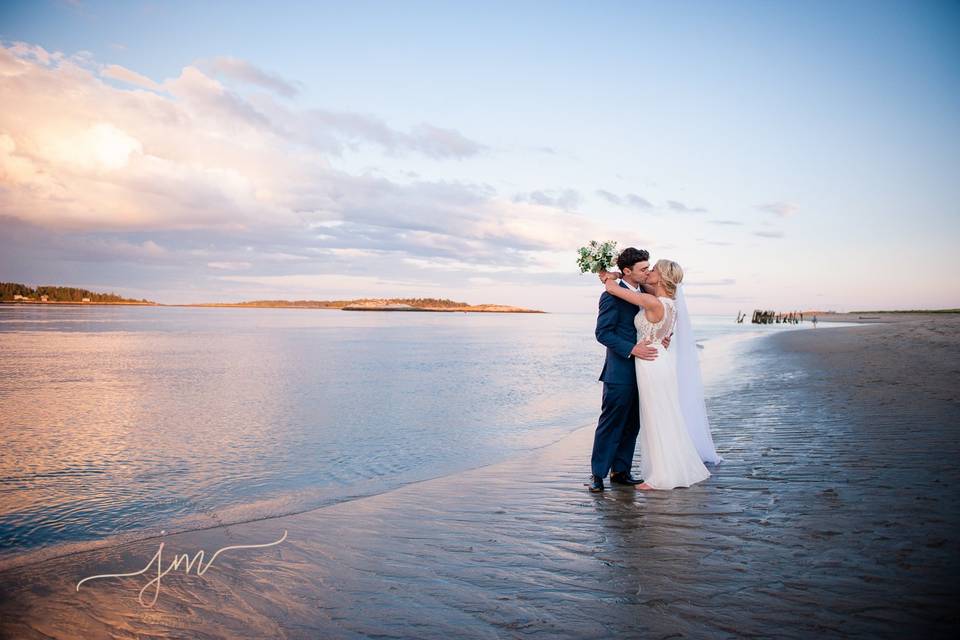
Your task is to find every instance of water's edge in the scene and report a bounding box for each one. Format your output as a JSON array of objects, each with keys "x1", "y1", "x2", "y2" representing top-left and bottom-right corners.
[
  {"x1": 0, "y1": 419, "x2": 595, "y2": 574},
  {"x1": 0, "y1": 319, "x2": 862, "y2": 575}
]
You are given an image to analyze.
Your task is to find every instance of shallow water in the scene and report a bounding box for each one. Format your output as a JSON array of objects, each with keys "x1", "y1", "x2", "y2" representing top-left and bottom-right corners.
[
  {"x1": 0, "y1": 304, "x2": 816, "y2": 566},
  {"x1": 1, "y1": 319, "x2": 953, "y2": 639}
]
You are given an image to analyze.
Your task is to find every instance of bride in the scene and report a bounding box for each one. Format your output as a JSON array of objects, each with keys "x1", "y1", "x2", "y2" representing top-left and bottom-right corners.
[{"x1": 600, "y1": 259, "x2": 711, "y2": 490}]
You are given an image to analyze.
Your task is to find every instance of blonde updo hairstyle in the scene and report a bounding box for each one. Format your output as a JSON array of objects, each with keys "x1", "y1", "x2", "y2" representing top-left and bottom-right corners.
[{"x1": 655, "y1": 259, "x2": 684, "y2": 298}]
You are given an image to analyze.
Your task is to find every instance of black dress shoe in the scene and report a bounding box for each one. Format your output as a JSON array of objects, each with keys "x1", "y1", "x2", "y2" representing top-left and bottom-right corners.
[
  {"x1": 588, "y1": 475, "x2": 605, "y2": 492},
  {"x1": 610, "y1": 471, "x2": 644, "y2": 485}
]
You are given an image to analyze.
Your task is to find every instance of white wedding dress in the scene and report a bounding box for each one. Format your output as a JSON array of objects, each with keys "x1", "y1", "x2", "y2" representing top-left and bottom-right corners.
[{"x1": 634, "y1": 297, "x2": 712, "y2": 489}]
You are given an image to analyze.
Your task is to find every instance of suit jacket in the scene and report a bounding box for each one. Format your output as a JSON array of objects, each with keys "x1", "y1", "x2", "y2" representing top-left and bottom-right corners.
[{"x1": 596, "y1": 281, "x2": 639, "y2": 384}]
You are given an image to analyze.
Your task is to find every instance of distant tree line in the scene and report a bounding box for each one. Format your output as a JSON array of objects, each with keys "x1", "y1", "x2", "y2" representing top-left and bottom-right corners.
[
  {"x1": 387, "y1": 298, "x2": 470, "y2": 308},
  {"x1": 0, "y1": 282, "x2": 152, "y2": 303}
]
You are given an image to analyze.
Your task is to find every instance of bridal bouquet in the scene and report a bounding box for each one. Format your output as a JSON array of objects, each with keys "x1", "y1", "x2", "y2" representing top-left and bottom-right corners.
[{"x1": 576, "y1": 240, "x2": 619, "y2": 273}]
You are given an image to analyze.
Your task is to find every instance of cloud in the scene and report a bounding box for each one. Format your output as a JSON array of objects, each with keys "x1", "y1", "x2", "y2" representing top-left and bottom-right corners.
[
  {"x1": 625, "y1": 193, "x2": 654, "y2": 209},
  {"x1": 163, "y1": 65, "x2": 276, "y2": 132},
  {"x1": 13, "y1": 41, "x2": 63, "y2": 64},
  {"x1": 1, "y1": 40, "x2": 629, "y2": 297},
  {"x1": 409, "y1": 123, "x2": 485, "y2": 159},
  {"x1": 667, "y1": 200, "x2": 707, "y2": 213},
  {"x1": 257, "y1": 100, "x2": 485, "y2": 159},
  {"x1": 757, "y1": 202, "x2": 799, "y2": 217},
  {"x1": 595, "y1": 190, "x2": 653, "y2": 209},
  {"x1": 101, "y1": 64, "x2": 162, "y2": 90},
  {"x1": 0, "y1": 215, "x2": 170, "y2": 264},
  {"x1": 3, "y1": 42, "x2": 484, "y2": 168},
  {"x1": 0, "y1": 41, "x2": 493, "y2": 236},
  {"x1": 709, "y1": 219, "x2": 742, "y2": 226},
  {"x1": 515, "y1": 189, "x2": 582, "y2": 211},
  {"x1": 595, "y1": 189, "x2": 622, "y2": 205},
  {"x1": 201, "y1": 56, "x2": 302, "y2": 98},
  {"x1": 686, "y1": 278, "x2": 736, "y2": 286},
  {"x1": 684, "y1": 292, "x2": 744, "y2": 300},
  {"x1": 754, "y1": 230, "x2": 784, "y2": 238}
]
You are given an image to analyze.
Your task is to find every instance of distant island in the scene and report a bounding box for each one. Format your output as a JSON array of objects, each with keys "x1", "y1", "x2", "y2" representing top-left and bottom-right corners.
[
  {"x1": 0, "y1": 282, "x2": 155, "y2": 304},
  {"x1": 182, "y1": 298, "x2": 545, "y2": 313},
  {"x1": 0, "y1": 283, "x2": 543, "y2": 313}
]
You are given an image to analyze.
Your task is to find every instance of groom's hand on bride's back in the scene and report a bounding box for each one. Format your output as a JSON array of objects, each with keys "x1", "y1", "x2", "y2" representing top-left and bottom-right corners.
[
  {"x1": 631, "y1": 339, "x2": 658, "y2": 361},
  {"x1": 661, "y1": 334, "x2": 672, "y2": 350}
]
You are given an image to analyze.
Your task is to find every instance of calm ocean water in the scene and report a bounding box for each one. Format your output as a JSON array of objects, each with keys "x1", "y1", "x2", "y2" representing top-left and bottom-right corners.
[{"x1": 0, "y1": 305, "x2": 817, "y2": 566}]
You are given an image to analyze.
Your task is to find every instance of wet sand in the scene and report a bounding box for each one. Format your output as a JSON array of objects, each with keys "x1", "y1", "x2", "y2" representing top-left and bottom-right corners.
[
  {"x1": 1, "y1": 317, "x2": 958, "y2": 639},
  {"x1": 816, "y1": 311, "x2": 959, "y2": 324}
]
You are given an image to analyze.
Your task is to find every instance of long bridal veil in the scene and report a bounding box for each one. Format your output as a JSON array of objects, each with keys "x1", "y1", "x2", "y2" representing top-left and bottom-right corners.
[{"x1": 673, "y1": 284, "x2": 723, "y2": 464}]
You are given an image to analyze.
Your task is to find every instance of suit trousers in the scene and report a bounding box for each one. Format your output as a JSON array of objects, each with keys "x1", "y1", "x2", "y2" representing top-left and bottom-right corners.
[{"x1": 590, "y1": 381, "x2": 641, "y2": 478}]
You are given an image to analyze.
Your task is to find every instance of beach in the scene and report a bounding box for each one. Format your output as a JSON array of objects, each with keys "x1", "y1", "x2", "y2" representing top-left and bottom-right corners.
[
  {"x1": 4, "y1": 1, "x2": 957, "y2": 637},
  {"x1": 1, "y1": 315, "x2": 958, "y2": 639}
]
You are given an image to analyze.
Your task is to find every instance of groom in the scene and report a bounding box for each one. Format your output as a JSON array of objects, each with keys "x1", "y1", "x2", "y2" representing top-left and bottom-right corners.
[{"x1": 589, "y1": 247, "x2": 659, "y2": 492}]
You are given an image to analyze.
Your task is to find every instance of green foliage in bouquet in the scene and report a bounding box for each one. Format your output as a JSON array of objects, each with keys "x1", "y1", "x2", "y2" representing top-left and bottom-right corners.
[{"x1": 577, "y1": 240, "x2": 619, "y2": 273}]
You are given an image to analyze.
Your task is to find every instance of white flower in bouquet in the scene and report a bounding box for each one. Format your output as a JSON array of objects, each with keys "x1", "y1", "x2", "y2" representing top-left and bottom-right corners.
[{"x1": 577, "y1": 240, "x2": 619, "y2": 273}]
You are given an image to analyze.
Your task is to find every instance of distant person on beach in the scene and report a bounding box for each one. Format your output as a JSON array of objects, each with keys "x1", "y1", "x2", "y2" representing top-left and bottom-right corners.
[
  {"x1": 598, "y1": 259, "x2": 711, "y2": 491},
  {"x1": 813, "y1": 316, "x2": 818, "y2": 327}
]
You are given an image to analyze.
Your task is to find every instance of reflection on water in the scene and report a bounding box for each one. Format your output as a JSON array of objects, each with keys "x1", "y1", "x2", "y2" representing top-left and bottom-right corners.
[{"x1": 0, "y1": 304, "x2": 815, "y2": 566}]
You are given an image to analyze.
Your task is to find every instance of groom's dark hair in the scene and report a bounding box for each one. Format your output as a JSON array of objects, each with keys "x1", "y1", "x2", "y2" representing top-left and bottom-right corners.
[{"x1": 616, "y1": 247, "x2": 649, "y2": 271}]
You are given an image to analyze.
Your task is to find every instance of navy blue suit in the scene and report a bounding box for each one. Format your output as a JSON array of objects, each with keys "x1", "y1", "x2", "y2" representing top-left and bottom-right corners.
[{"x1": 591, "y1": 281, "x2": 641, "y2": 478}]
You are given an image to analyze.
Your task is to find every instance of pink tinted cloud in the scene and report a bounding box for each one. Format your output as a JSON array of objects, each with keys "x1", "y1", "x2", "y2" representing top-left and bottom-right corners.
[{"x1": 0, "y1": 41, "x2": 614, "y2": 262}]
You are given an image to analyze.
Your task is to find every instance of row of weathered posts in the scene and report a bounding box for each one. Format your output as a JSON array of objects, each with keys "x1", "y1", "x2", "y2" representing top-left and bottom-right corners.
[{"x1": 738, "y1": 310, "x2": 808, "y2": 324}]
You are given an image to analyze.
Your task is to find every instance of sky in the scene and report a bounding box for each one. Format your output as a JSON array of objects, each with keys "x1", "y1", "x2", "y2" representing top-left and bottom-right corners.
[{"x1": 1, "y1": 0, "x2": 958, "y2": 313}]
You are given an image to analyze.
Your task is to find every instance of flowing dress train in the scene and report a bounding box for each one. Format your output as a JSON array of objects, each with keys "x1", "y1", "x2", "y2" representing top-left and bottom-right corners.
[{"x1": 634, "y1": 297, "x2": 711, "y2": 489}]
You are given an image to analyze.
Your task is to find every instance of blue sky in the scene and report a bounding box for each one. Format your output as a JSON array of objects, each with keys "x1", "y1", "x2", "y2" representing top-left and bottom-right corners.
[{"x1": 1, "y1": 0, "x2": 958, "y2": 312}]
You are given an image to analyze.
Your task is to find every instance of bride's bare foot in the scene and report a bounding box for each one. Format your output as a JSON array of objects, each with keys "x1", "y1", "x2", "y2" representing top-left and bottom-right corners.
[{"x1": 636, "y1": 482, "x2": 655, "y2": 490}]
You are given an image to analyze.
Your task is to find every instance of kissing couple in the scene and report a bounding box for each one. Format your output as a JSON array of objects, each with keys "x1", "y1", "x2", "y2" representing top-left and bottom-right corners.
[{"x1": 589, "y1": 247, "x2": 722, "y2": 492}]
